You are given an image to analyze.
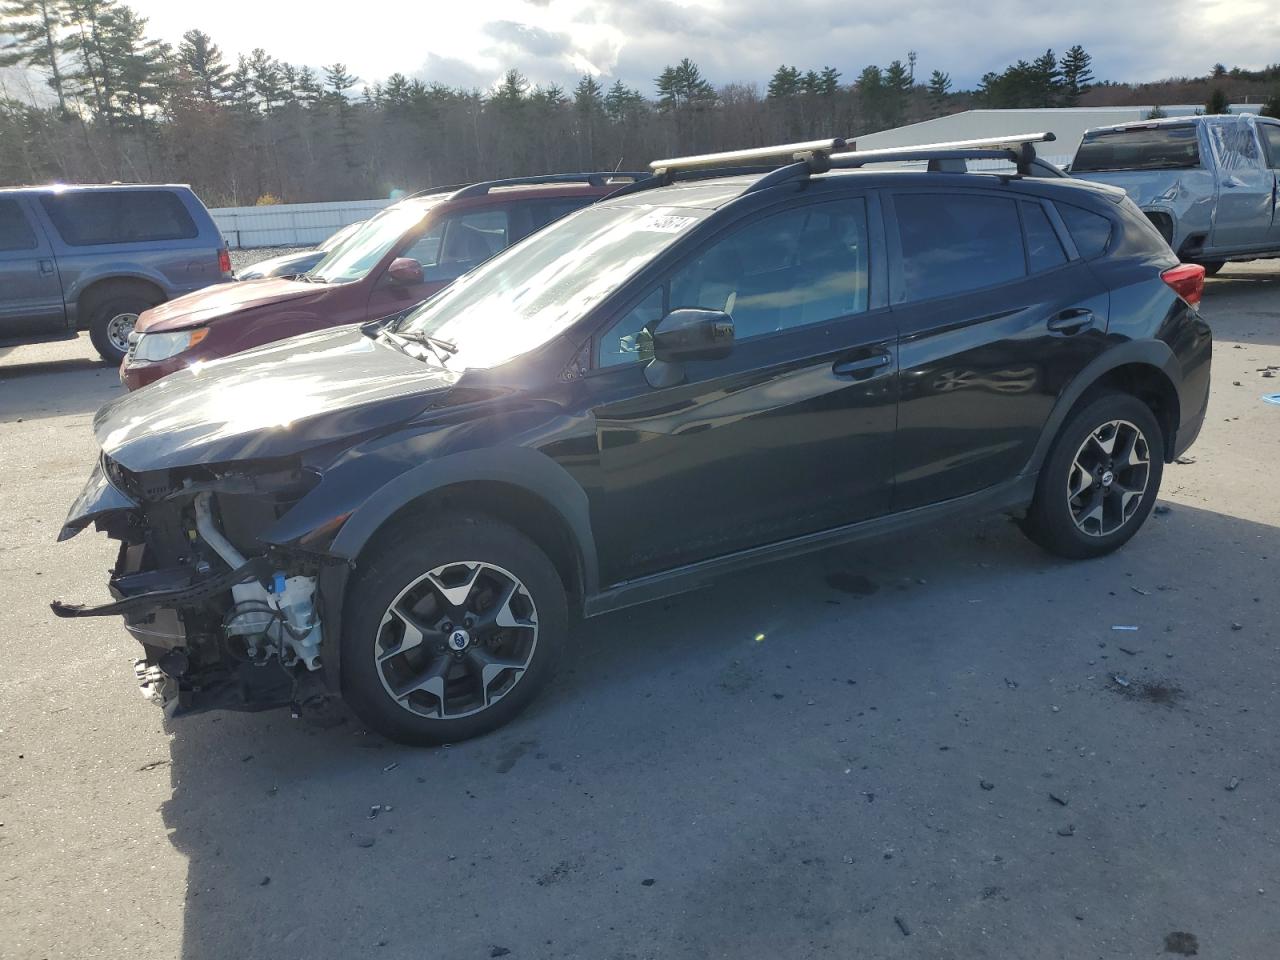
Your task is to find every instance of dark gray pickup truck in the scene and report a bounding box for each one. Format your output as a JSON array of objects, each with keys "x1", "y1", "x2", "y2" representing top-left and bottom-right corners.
[
  {"x1": 0, "y1": 183, "x2": 230, "y2": 362},
  {"x1": 1070, "y1": 113, "x2": 1280, "y2": 273}
]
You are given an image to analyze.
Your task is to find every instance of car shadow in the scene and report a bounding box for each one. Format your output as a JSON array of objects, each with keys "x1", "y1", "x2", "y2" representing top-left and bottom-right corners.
[
  {"x1": 1203, "y1": 265, "x2": 1280, "y2": 348},
  {"x1": 162, "y1": 502, "x2": 1280, "y2": 959},
  {"x1": 0, "y1": 365, "x2": 120, "y2": 423}
]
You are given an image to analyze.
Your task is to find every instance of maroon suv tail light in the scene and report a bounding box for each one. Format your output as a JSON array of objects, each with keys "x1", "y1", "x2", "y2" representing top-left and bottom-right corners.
[{"x1": 1161, "y1": 263, "x2": 1205, "y2": 306}]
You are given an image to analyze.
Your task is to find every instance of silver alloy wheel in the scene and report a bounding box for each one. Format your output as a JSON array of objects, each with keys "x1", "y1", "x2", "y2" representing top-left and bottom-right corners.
[
  {"x1": 1066, "y1": 419, "x2": 1151, "y2": 537},
  {"x1": 105, "y1": 312, "x2": 139, "y2": 354},
  {"x1": 374, "y1": 560, "x2": 539, "y2": 720}
]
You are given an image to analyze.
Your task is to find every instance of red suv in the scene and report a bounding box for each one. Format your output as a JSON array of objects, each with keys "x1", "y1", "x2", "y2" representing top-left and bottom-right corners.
[{"x1": 120, "y1": 173, "x2": 643, "y2": 389}]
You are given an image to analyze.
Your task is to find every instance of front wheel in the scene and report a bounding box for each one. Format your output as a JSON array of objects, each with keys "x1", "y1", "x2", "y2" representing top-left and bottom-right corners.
[
  {"x1": 1019, "y1": 393, "x2": 1165, "y2": 560},
  {"x1": 341, "y1": 516, "x2": 567, "y2": 745}
]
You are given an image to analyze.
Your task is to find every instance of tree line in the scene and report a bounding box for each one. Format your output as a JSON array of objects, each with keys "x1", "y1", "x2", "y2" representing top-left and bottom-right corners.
[{"x1": 1, "y1": 1, "x2": 1275, "y2": 209}]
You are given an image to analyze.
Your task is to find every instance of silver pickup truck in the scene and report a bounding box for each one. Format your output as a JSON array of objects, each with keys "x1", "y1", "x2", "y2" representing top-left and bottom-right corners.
[{"x1": 1070, "y1": 113, "x2": 1280, "y2": 274}]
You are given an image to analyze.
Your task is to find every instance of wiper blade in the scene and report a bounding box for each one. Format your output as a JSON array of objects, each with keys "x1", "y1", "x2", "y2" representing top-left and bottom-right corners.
[
  {"x1": 397, "y1": 330, "x2": 458, "y2": 358},
  {"x1": 377, "y1": 329, "x2": 454, "y2": 366}
]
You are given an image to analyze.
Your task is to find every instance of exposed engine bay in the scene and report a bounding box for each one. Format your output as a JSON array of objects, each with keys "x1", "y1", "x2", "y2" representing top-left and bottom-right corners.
[{"x1": 54, "y1": 456, "x2": 338, "y2": 715}]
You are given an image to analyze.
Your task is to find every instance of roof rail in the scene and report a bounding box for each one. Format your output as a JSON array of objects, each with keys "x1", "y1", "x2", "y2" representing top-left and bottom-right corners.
[
  {"x1": 649, "y1": 138, "x2": 848, "y2": 176},
  {"x1": 449, "y1": 172, "x2": 649, "y2": 199}
]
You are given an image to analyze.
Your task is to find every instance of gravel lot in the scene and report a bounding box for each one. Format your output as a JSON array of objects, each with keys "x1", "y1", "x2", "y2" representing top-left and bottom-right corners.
[{"x1": 1, "y1": 264, "x2": 1278, "y2": 959}]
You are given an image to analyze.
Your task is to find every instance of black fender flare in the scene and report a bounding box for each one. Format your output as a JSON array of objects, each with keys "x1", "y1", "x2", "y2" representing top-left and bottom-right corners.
[
  {"x1": 310, "y1": 447, "x2": 598, "y2": 692},
  {"x1": 1020, "y1": 338, "x2": 1181, "y2": 480}
]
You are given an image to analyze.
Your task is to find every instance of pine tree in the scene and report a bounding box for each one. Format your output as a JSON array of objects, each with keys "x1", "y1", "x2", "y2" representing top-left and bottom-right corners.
[
  {"x1": 656, "y1": 58, "x2": 714, "y2": 110},
  {"x1": 1205, "y1": 87, "x2": 1229, "y2": 114},
  {"x1": 1059, "y1": 45, "x2": 1093, "y2": 106},
  {"x1": 927, "y1": 70, "x2": 951, "y2": 110},
  {"x1": 490, "y1": 68, "x2": 528, "y2": 106},
  {"x1": 883, "y1": 60, "x2": 911, "y2": 126},
  {"x1": 107, "y1": 6, "x2": 169, "y2": 127},
  {"x1": 1262, "y1": 88, "x2": 1280, "y2": 119},
  {"x1": 248, "y1": 47, "x2": 283, "y2": 111},
  {"x1": 767, "y1": 65, "x2": 800, "y2": 99},
  {"x1": 603, "y1": 78, "x2": 643, "y2": 121},
  {"x1": 176, "y1": 28, "x2": 227, "y2": 104},
  {"x1": 62, "y1": 0, "x2": 120, "y2": 121},
  {"x1": 817, "y1": 66, "x2": 841, "y2": 97},
  {"x1": 1031, "y1": 49, "x2": 1061, "y2": 107},
  {"x1": 0, "y1": 0, "x2": 70, "y2": 113}
]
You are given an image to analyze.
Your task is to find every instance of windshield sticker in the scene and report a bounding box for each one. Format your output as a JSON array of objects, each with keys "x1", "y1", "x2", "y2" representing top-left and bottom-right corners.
[{"x1": 636, "y1": 213, "x2": 698, "y2": 233}]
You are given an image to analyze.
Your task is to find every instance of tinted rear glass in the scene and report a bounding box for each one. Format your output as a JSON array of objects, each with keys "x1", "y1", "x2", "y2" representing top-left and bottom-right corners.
[
  {"x1": 1056, "y1": 203, "x2": 1113, "y2": 259},
  {"x1": 894, "y1": 193, "x2": 1026, "y2": 302},
  {"x1": 40, "y1": 190, "x2": 199, "y2": 246},
  {"x1": 1021, "y1": 201, "x2": 1067, "y2": 273},
  {"x1": 1073, "y1": 125, "x2": 1200, "y2": 172},
  {"x1": 0, "y1": 198, "x2": 37, "y2": 251}
]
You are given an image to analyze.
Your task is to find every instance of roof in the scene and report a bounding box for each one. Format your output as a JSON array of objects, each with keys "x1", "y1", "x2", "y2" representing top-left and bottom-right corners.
[{"x1": 0, "y1": 182, "x2": 194, "y2": 195}]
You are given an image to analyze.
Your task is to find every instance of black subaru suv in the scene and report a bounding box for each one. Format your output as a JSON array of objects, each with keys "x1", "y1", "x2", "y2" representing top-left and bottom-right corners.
[{"x1": 55, "y1": 135, "x2": 1212, "y2": 745}]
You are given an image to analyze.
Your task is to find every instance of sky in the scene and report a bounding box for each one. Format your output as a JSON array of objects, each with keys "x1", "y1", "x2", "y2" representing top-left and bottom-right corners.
[{"x1": 28, "y1": 0, "x2": 1280, "y2": 96}]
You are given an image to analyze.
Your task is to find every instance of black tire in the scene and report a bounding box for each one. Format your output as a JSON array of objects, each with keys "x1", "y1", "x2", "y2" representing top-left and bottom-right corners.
[
  {"x1": 341, "y1": 515, "x2": 567, "y2": 745},
  {"x1": 1197, "y1": 260, "x2": 1225, "y2": 277},
  {"x1": 87, "y1": 290, "x2": 161, "y2": 364},
  {"x1": 1019, "y1": 392, "x2": 1165, "y2": 560}
]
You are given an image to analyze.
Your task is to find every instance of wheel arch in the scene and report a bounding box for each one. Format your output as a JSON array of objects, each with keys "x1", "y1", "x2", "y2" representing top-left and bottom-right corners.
[
  {"x1": 76, "y1": 274, "x2": 166, "y2": 328},
  {"x1": 314, "y1": 447, "x2": 599, "y2": 691},
  {"x1": 1024, "y1": 342, "x2": 1183, "y2": 478}
]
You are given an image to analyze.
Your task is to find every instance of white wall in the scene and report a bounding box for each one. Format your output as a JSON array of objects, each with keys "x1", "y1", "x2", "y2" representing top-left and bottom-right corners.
[{"x1": 210, "y1": 198, "x2": 391, "y2": 248}]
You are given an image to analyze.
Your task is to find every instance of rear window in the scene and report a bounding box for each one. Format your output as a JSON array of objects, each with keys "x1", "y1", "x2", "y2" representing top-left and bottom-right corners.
[
  {"x1": 1056, "y1": 203, "x2": 1113, "y2": 259},
  {"x1": 40, "y1": 190, "x2": 199, "y2": 246},
  {"x1": 894, "y1": 193, "x2": 1026, "y2": 302},
  {"x1": 0, "y1": 198, "x2": 37, "y2": 251},
  {"x1": 1021, "y1": 201, "x2": 1067, "y2": 273},
  {"x1": 1072, "y1": 125, "x2": 1201, "y2": 173}
]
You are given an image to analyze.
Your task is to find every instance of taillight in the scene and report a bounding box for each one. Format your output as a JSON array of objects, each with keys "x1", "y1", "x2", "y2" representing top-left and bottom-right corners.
[
  {"x1": 1161, "y1": 263, "x2": 1204, "y2": 306},
  {"x1": 218, "y1": 248, "x2": 232, "y2": 275}
]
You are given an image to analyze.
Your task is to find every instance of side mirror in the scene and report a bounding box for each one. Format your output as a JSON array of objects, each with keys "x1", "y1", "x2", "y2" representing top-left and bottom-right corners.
[
  {"x1": 651, "y1": 308, "x2": 734, "y2": 362},
  {"x1": 386, "y1": 257, "x2": 424, "y2": 286},
  {"x1": 643, "y1": 308, "x2": 734, "y2": 387}
]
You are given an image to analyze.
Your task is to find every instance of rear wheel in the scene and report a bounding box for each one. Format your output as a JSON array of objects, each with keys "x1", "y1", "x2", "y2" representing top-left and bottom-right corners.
[
  {"x1": 341, "y1": 516, "x2": 567, "y2": 745},
  {"x1": 1019, "y1": 393, "x2": 1164, "y2": 560},
  {"x1": 87, "y1": 290, "x2": 161, "y2": 363}
]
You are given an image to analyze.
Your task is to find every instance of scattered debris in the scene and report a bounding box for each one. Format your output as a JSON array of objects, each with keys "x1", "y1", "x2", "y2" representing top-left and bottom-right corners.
[
  {"x1": 641, "y1": 878, "x2": 656, "y2": 886},
  {"x1": 1056, "y1": 824, "x2": 1075, "y2": 837},
  {"x1": 136, "y1": 759, "x2": 169, "y2": 772},
  {"x1": 1232, "y1": 380, "x2": 1242, "y2": 386},
  {"x1": 383, "y1": 762, "x2": 399, "y2": 773},
  {"x1": 1112, "y1": 674, "x2": 1131, "y2": 688},
  {"x1": 490, "y1": 947, "x2": 512, "y2": 958},
  {"x1": 1119, "y1": 647, "x2": 1140, "y2": 656},
  {"x1": 259, "y1": 876, "x2": 270, "y2": 886},
  {"x1": 1174, "y1": 456, "x2": 1196, "y2": 465},
  {"x1": 1111, "y1": 625, "x2": 1139, "y2": 632},
  {"x1": 1051, "y1": 705, "x2": 1060, "y2": 713},
  {"x1": 893, "y1": 916, "x2": 911, "y2": 937},
  {"x1": 1049, "y1": 793, "x2": 1068, "y2": 807},
  {"x1": 981, "y1": 885, "x2": 1002, "y2": 900},
  {"x1": 354, "y1": 835, "x2": 376, "y2": 848},
  {"x1": 1004, "y1": 678, "x2": 1019, "y2": 690},
  {"x1": 1130, "y1": 586, "x2": 1152, "y2": 596},
  {"x1": 368, "y1": 804, "x2": 384, "y2": 820},
  {"x1": 1231, "y1": 622, "x2": 1243, "y2": 631},
  {"x1": 980, "y1": 780, "x2": 995, "y2": 791},
  {"x1": 1227, "y1": 777, "x2": 1241, "y2": 791},
  {"x1": 1164, "y1": 931, "x2": 1199, "y2": 956}
]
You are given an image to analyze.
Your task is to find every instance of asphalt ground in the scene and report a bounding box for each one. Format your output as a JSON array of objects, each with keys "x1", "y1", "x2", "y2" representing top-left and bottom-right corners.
[{"x1": 1, "y1": 262, "x2": 1277, "y2": 960}]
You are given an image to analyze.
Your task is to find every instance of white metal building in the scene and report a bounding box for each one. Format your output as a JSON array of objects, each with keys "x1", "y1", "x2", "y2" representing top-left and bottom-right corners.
[
  {"x1": 210, "y1": 198, "x2": 391, "y2": 249},
  {"x1": 852, "y1": 105, "x2": 1265, "y2": 166}
]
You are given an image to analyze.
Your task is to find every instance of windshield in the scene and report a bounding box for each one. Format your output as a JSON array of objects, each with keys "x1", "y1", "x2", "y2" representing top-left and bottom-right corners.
[
  {"x1": 308, "y1": 202, "x2": 432, "y2": 283},
  {"x1": 1073, "y1": 124, "x2": 1201, "y2": 173},
  {"x1": 399, "y1": 204, "x2": 709, "y2": 369}
]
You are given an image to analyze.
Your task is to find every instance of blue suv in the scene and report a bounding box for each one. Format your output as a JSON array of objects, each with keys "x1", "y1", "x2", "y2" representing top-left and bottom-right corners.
[{"x1": 0, "y1": 184, "x2": 230, "y2": 362}]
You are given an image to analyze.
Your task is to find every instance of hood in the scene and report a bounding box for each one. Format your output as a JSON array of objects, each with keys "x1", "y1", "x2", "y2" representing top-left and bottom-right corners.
[
  {"x1": 236, "y1": 250, "x2": 325, "y2": 281},
  {"x1": 96, "y1": 325, "x2": 460, "y2": 472},
  {"x1": 136, "y1": 277, "x2": 325, "y2": 333}
]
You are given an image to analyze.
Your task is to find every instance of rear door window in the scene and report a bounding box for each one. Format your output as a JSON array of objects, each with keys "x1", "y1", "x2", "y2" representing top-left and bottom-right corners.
[
  {"x1": 1073, "y1": 125, "x2": 1201, "y2": 172},
  {"x1": 0, "y1": 198, "x2": 38, "y2": 251},
  {"x1": 1021, "y1": 201, "x2": 1067, "y2": 273},
  {"x1": 893, "y1": 193, "x2": 1026, "y2": 302},
  {"x1": 1056, "y1": 202, "x2": 1113, "y2": 258},
  {"x1": 40, "y1": 190, "x2": 198, "y2": 246}
]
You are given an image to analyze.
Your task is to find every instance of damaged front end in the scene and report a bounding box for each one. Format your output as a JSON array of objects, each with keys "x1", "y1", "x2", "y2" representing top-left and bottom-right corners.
[{"x1": 54, "y1": 455, "x2": 340, "y2": 716}]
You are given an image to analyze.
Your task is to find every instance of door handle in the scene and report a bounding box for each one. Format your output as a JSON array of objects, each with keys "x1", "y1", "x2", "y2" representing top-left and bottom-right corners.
[
  {"x1": 832, "y1": 350, "x2": 892, "y2": 379},
  {"x1": 1047, "y1": 309, "x2": 1094, "y2": 335},
  {"x1": 39, "y1": 259, "x2": 55, "y2": 276}
]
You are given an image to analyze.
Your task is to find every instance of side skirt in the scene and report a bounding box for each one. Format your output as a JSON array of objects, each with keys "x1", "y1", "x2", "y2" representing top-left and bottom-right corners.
[{"x1": 582, "y1": 475, "x2": 1038, "y2": 618}]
